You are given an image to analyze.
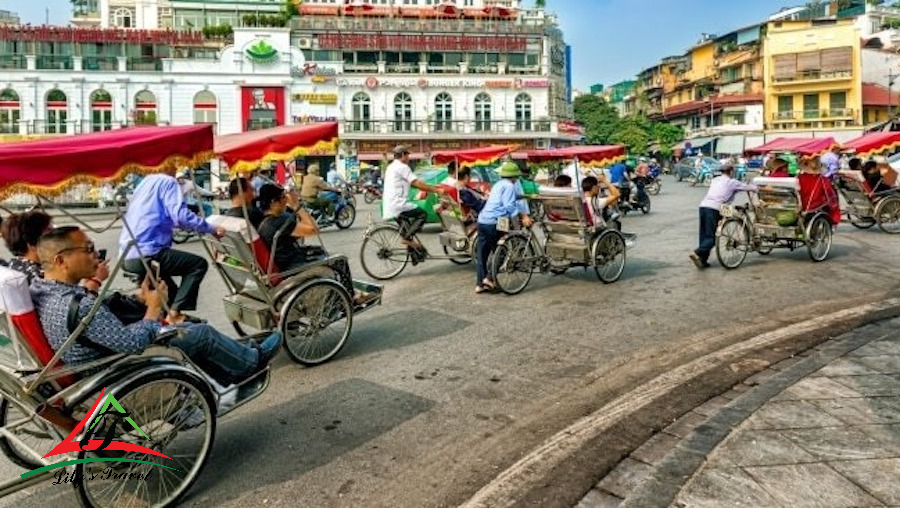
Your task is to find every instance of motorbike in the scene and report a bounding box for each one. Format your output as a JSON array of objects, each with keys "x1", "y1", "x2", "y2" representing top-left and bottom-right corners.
[
  {"x1": 617, "y1": 177, "x2": 651, "y2": 215},
  {"x1": 646, "y1": 165, "x2": 662, "y2": 195},
  {"x1": 688, "y1": 164, "x2": 715, "y2": 187},
  {"x1": 362, "y1": 182, "x2": 383, "y2": 204},
  {"x1": 305, "y1": 189, "x2": 356, "y2": 230}
]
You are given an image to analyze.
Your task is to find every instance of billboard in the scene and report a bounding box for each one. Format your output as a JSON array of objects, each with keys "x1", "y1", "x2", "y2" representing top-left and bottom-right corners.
[{"x1": 240, "y1": 86, "x2": 285, "y2": 132}]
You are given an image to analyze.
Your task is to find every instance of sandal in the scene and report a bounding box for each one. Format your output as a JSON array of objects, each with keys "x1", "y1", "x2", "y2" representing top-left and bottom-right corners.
[
  {"x1": 475, "y1": 285, "x2": 489, "y2": 294},
  {"x1": 481, "y1": 278, "x2": 496, "y2": 290}
]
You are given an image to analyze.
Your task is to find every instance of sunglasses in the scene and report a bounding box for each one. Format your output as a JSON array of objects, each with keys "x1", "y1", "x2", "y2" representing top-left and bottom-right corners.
[{"x1": 55, "y1": 242, "x2": 96, "y2": 257}]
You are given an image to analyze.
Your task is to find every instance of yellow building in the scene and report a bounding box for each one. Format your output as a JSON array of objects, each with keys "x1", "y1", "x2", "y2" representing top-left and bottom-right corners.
[{"x1": 763, "y1": 18, "x2": 861, "y2": 134}]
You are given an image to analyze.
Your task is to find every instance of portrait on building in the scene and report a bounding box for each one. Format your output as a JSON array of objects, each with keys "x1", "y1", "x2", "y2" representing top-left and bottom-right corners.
[{"x1": 241, "y1": 86, "x2": 285, "y2": 131}]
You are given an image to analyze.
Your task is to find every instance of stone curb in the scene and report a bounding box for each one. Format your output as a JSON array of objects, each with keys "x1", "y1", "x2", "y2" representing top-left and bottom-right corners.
[
  {"x1": 460, "y1": 298, "x2": 900, "y2": 508},
  {"x1": 615, "y1": 321, "x2": 896, "y2": 508}
]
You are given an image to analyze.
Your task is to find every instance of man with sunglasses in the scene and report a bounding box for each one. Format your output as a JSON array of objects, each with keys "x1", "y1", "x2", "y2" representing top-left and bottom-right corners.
[{"x1": 32, "y1": 226, "x2": 282, "y2": 385}]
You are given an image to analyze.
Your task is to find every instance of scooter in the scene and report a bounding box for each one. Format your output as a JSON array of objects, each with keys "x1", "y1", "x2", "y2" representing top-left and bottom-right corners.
[
  {"x1": 305, "y1": 190, "x2": 356, "y2": 230},
  {"x1": 646, "y1": 165, "x2": 663, "y2": 195},
  {"x1": 617, "y1": 178, "x2": 651, "y2": 215},
  {"x1": 362, "y1": 182, "x2": 383, "y2": 204}
]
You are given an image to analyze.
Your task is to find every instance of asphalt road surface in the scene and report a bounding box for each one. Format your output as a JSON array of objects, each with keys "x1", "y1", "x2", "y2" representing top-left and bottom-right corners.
[{"x1": 3, "y1": 177, "x2": 900, "y2": 507}]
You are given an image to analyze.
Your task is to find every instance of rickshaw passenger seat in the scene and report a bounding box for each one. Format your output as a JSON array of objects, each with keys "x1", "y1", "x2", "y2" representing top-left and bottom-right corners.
[
  {"x1": 0, "y1": 266, "x2": 76, "y2": 387},
  {"x1": 205, "y1": 215, "x2": 283, "y2": 287}
]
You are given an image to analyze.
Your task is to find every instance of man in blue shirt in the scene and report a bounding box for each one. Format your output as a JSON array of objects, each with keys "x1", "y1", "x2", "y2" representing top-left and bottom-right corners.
[
  {"x1": 119, "y1": 172, "x2": 225, "y2": 323},
  {"x1": 475, "y1": 162, "x2": 533, "y2": 294}
]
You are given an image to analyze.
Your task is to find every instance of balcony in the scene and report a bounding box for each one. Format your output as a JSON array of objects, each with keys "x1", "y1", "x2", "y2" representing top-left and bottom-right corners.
[
  {"x1": 127, "y1": 57, "x2": 163, "y2": 71},
  {"x1": 82, "y1": 56, "x2": 118, "y2": 71},
  {"x1": 26, "y1": 120, "x2": 90, "y2": 135},
  {"x1": 772, "y1": 109, "x2": 855, "y2": 122},
  {"x1": 771, "y1": 69, "x2": 853, "y2": 85},
  {"x1": 35, "y1": 55, "x2": 73, "y2": 71},
  {"x1": 344, "y1": 63, "x2": 379, "y2": 73},
  {"x1": 342, "y1": 119, "x2": 554, "y2": 136},
  {"x1": 0, "y1": 54, "x2": 26, "y2": 70},
  {"x1": 384, "y1": 63, "x2": 417, "y2": 74}
]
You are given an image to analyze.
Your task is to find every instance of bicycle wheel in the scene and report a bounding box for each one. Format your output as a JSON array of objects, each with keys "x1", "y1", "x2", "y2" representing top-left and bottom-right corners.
[
  {"x1": 76, "y1": 370, "x2": 215, "y2": 508},
  {"x1": 490, "y1": 234, "x2": 535, "y2": 295},
  {"x1": 280, "y1": 279, "x2": 353, "y2": 366},
  {"x1": 806, "y1": 214, "x2": 833, "y2": 261},
  {"x1": 875, "y1": 196, "x2": 900, "y2": 234},
  {"x1": 591, "y1": 230, "x2": 626, "y2": 283},
  {"x1": 0, "y1": 396, "x2": 57, "y2": 469},
  {"x1": 359, "y1": 224, "x2": 409, "y2": 280},
  {"x1": 715, "y1": 218, "x2": 750, "y2": 269},
  {"x1": 848, "y1": 214, "x2": 876, "y2": 229}
]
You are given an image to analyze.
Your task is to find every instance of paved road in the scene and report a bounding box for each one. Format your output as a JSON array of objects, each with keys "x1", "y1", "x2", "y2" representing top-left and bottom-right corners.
[{"x1": 3, "y1": 178, "x2": 900, "y2": 507}]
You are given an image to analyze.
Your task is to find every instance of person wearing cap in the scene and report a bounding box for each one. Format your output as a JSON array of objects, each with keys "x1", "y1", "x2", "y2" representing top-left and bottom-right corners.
[
  {"x1": 475, "y1": 162, "x2": 533, "y2": 293},
  {"x1": 820, "y1": 145, "x2": 841, "y2": 179},
  {"x1": 383, "y1": 145, "x2": 445, "y2": 264},
  {"x1": 764, "y1": 157, "x2": 790, "y2": 178},
  {"x1": 176, "y1": 169, "x2": 214, "y2": 215},
  {"x1": 690, "y1": 164, "x2": 757, "y2": 269},
  {"x1": 300, "y1": 164, "x2": 339, "y2": 213}
]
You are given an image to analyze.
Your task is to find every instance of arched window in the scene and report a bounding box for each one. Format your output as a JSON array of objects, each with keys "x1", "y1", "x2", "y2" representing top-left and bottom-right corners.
[
  {"x1": 113, "y1": 7, "x2": 133, "y2": 28},
  {"x1": 45, "y1": 89, "x2": 67, "y2": 134},
  {"x1": 193, "y1": 90, "x2": 217, "y2": 132},
  {"x1": 434, "y1": 92, "x2": 453, "y2": 132},
  {"x1": 134, "y1": 90, "x2": 157, "y2": 126},
  {"x1": 515, "y1": 93, "x2": 532, "y2": 131},
  {"x1": 0, "y1": 89, "x2": 21, "y2": 134},
  {"x1": 474, "y1": 92, "x2": 491, "y2": 132},
  {"x1": 351, "y1": 92, "x2": 371, "y2": 132},
  {"x1": 393, "y1": 92, "x2": 413, "y2": 132},
  {"x1": 90, "y1": 89, "x2": 113, "y2": 132}
]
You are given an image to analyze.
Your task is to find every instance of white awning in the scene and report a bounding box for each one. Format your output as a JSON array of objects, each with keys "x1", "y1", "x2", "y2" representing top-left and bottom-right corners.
[
  {"x1": 672, "y1": 136, "x2": 718, "y2": 151},
  {"x1": 715, "y1": 135, "x2": 745, "y2": 155}
]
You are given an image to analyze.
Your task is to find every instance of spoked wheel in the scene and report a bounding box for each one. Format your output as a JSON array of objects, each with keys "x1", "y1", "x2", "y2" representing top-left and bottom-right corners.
[
  {"x1": 0, "y1": 397, "x2": 57, "y2": 469},
  {"x1": 591, "y1": 230, "x2": 626, "y2": 283},
  {"x1": 335, "y1": 204, "x2": 356, "y2": 229},
  {"x1": 490, "y1": 234, "x2": 535, "y2": 295},
  {"x1": 806, "y1": 214, "x2": 833, "y2": 261},
  {"x1": 359, "y1": 224, "x2": 409, "y2": 280},
  {"x1": 172, "y1": 229, "x2": 191, "y2": 244},
  {"x1": 76, "y1": 371, "x2": 215, "y2": 508},
  {"x1": 280, "y1": 279, "x2": 353, "y2": 366},
  {"x1": 715, "y1": 218, "x2": 751, "y2": 269},
  {"x1": 363, "y1": 191, "x2": 378, "y2": 204},
  {"x1": 647, "y1": 180, "x2": 661, "y2": 195},
  {"x1": 758, "y1": 246, "x2": 773, "y2": 256},
  {"x1": 875, "y1": 196, "x2": 900, "y2": 234},
  {"x1": 847, "y1": 214, "x2": 876, "y2": 229}
]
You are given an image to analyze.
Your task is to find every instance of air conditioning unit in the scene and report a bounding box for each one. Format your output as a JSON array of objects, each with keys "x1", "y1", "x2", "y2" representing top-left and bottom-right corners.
[
  {"x1": 297, "y1": 38, "x2": 313, "y2": 49},
  {"x1": 535, "y1": 139, "x2": 550, "y2": 149}
]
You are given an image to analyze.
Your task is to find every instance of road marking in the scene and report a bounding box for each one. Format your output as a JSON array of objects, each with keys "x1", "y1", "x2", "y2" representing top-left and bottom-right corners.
[{"x1": 460, "y1": 297, "x2": 900, "y2": 508}]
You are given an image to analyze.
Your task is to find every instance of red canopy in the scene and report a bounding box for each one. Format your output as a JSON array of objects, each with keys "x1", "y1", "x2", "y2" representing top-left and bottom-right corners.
[
  {"x1": 525, "y1": 145, "x2": 627, "y2": 168},
  {"x1": 214, "y1": 122, "x2": 339, "y2": 173},
  {"x1": 431, "y1": 145, "x2": 515, "y2": 168},
  {"x1": 841, "y1": 131, "x2": 900, "y2": 158},
  {"x1": 0, "y1": 125, "x2": 214, "y2": 199},
  {"x1": 745, "y1": 137, "x2": 838, "y2": 156}
]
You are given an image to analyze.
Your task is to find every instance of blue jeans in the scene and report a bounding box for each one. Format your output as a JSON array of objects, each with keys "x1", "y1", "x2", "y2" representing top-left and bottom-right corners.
[
  {"x1": 170, "y1": 323, "x2": 259, "y2": 384},
  {"x1": 696, "y1": 207, "x2": 720, "y2": 263},
  {"x1": 476, "y1": 223, "x2": 500, "y2": 285}
]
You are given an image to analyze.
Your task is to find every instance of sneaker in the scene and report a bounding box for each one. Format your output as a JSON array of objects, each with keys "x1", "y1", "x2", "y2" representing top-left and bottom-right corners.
[
  {"x1": 255, "y1": 332, "x2": 283, "y2": 369},
  {"x1": 689, "y1": 251, "x2": 704, "y2": 269},
  {"x1": 218, "y1": 389, "x2": 238, "y2": 413}
]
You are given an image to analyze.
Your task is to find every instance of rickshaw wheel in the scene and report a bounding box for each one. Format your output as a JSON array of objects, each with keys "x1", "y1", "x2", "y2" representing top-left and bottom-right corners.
[
  {"x1": 875, "y1": 196, "x2": 900, "y2": 234},
  {"x1": 806, "y1": 214, "x2": 833, "y2": 262},
  {"x1": 715, "y1": 218, "x2": 750, "y2": 269},
  {"x1": 0, "y1": 397, "x2": 56, "y2": 469},
  {"x1": 77, "y1": 371, "x2": 216, "y2": 508},
  {"x1": 592, "y1": 230, "x2": 626, "y2": 283},
  {"x1": 848, "y1": 214, "x2": 876, "y2": 229},
  {"x1": 359, "y1": 224, "x2": 409, "y2": 280},
  {"x1": 442, "y1": 245, "x2": 473, "y2": 264},
  {"x1": 490, "y1": 234, "x2": 534, "y2": 295},
  {"x1": 280, "y1": 279, "x2": 353, "y2": 366},
  {"x1": 335, "y1": 204, "x2": 356, "y2": 229}
]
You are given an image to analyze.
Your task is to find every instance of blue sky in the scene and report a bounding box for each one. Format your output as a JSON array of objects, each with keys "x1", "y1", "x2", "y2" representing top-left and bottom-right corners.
[{"x1": 5, "y1": 0, "x2": 798, "y2": 89}]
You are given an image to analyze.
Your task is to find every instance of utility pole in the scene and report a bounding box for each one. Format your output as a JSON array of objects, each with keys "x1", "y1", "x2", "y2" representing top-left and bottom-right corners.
[{"x1": 888, "y1": 67, "x2": 897, "y2": 121}]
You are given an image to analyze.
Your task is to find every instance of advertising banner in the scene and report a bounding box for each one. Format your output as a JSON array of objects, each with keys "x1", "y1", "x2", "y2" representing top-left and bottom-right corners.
[{"x1": 241, "y1": 86, "x2": 285, "y2": 132}]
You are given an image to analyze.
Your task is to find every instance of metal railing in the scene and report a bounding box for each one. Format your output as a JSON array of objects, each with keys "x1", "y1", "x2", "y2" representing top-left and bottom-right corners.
[
  {"x1": 26, "y1": 120, "x2": 88, "y2": 135},
  {"x1": 772, "y1": 109, "x2": 855, "y2": 121},
  {"x1": 772, "y1": 69, "x2": 853, "y2": 83},
  {"x1": 342, "y1": 119, "x2": 554, "y2": 135},
  {"x1": 0, "y1": 54, "x2": 26, "y2": 70},
  {"x1": 35, "y1": 55, "x2": 73, "y2": 71},
  {"x1": 82, "y1": 56, "x2": 119, "y2": 71},
  {"x1": 127, "y1": 56, "x2": 163, "y2": 71}
]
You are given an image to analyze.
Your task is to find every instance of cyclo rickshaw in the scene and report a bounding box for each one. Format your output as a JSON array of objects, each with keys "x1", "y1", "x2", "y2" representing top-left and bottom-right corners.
[
  {"x1": 359, "y1": 145, "x2": 517, "y2": 280},
  {"x1": 0, "y1": 125, "x2": 231, "y2": 508},
  {"x1": 835, "y1": 131, "x2": 900, "y2": 234},
  {"x1": 207, "y1": 122, "x2": 383, "y2": 363},
  {"x1": 714, "y1": 173, "x2": 840, "y2": 269},
  {"x1": 490, "y1": 147, "x2": 633, "y2": 295}
]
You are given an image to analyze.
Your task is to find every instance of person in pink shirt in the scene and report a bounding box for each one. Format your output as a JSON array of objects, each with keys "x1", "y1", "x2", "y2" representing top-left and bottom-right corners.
[{"x1": 690, "y1": 165, "x2": 758, "y2": 269}]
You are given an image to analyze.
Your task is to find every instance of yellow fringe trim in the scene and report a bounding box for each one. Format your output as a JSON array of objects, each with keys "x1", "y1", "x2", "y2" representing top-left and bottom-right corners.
[
  {"x1": 226, "y1": 139, "x2": 339, "y2": 174},
  {"x1": 578, "y1": 154, "x2": 627, "y2": 168},
  {"x1": 0, "y1": 151, "x2": 215, "y2": 201},
  {"x1": 851, "y1": 139, "x2": 900, "y2": 159}
]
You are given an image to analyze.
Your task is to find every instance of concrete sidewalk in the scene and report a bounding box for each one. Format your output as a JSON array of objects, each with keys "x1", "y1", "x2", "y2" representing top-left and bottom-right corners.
[{"x1": 578, "y1": 317, "x2": 900, "y2": 507}]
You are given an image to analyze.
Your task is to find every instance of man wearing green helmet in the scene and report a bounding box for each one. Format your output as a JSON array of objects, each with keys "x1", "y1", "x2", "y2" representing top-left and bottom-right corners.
[{"x1": 475, "y1": 162, "x2": 533, "y2": 293}]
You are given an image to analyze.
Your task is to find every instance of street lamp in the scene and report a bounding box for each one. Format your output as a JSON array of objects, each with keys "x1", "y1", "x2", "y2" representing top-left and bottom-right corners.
[{"x1": 888, "y1": 67, "x2": 898, "y2": 121}]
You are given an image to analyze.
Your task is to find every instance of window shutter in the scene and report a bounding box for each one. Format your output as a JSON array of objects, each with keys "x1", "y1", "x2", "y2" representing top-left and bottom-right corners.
[
  {"x1": 820, "y1": 47, "x2": 852, "y2": 73},
  {"x1": 773, "y1": 54, "x2": 796, "y2": 80},
  {"x1": 796, "y1": 51, "x2": 821, "y2": 72}
]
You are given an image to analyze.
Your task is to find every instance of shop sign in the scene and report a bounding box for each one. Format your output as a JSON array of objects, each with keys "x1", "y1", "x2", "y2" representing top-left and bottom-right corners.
[
  {"x1": 0, "y1": 26, "x2": 203, "y2": 45},
  {"x1": 290, "y1": 63, "x2": 339, "y2": 79},
  {"x1": 292, "y1": 93, "x2": 338, "y2": 105},
  {"x1": 246, "y1": 39, "x2": 279, "y2": 64},
  {"x1": 293, "y1": 115, "x2": 339, "y2": 123},
  {"x1": 485, "y1": 80, "x2": 514, "y2": 88},
  {"x1": 338, "y1": 77, "x2": 519, "y2": 89},
  {"x1": 318, "y1": 33, "x2": 527, "y2": 52},
  {"x1": 516, "y1": 79, "x2": 550, "y2": 88},
  {"x1": 557, "y1": 120, "x2": 584, "y2": 136}
]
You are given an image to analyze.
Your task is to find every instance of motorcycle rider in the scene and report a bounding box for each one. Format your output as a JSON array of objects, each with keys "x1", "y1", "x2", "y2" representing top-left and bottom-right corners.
[
  {"x1": 300, "y1": 164, "x2": 340, "y2": 215},
  {"x1": 176, "y1": 169, "x2": 214, "y2": 215},
  {"x1": 608, "y1": 160, "x2": 631, "y2": 204}
]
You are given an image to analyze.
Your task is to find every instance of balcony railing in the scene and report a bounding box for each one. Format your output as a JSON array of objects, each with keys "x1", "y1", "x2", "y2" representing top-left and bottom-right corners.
[
  {"x1": 35, "y1": 55, "x2": 73, "y2": 71},
  {"x1": 82, "y1": 56, "x2": 118, "y2": 71},
  {"x1": 772, "y1": 109, "x2": 855, "y2": 121},
  {"x1": 0, "y1": 54, "x2": 26, "y2": 70},
  {"x1": 343, "y1": 119, "x2": 554, "y2": 135},
  {"x1": 26, "y1": 120, "x2": 89, "y2": 135},
  {"x1": 289, "y1": 16, "x2": 547, "y2": 35},
  {"x1": 772, "y1": 69, "x2": 853, "y2": 84},
  {"x1": 127, "y1": 56, "x2": 163, "y2": 71}
]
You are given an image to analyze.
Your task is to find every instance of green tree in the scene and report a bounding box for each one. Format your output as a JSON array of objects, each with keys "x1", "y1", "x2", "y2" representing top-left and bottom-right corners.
[
  {"x1": 610, "y1": 119, "x2": 650, "y2": 153},
  {"x1": 535, "y1": 0, "x2": 547, "y2": 8},
  {"x1": 573, "y1": 95, "x2": 621, "y2": 145}
]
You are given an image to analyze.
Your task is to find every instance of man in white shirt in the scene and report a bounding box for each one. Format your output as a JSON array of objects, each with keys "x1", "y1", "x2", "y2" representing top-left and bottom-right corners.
[
  {"x1": 176, "y1": 170, "x2": 214, "y2": 215},
  {"x1": 383, "y1": 145, "x2": 445, "y2": 264}
]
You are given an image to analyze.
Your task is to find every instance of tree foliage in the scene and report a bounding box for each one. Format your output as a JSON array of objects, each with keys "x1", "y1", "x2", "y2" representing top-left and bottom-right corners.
[{"x1": 573, "y1": 95, "x2": 684, "y2": 155}]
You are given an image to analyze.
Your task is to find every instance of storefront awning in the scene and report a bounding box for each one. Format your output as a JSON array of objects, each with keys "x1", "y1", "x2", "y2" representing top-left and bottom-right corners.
[
  {"x1": 715, "y1": 135, "x2": 745, "y2": 155},
  {"x1": 673, "y1": 136, "x2": 718, "y2": 151}
]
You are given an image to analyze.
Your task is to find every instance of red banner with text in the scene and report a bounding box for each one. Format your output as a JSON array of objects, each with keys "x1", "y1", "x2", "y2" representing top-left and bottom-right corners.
[{"x1": 240, "y1": 86, "x2": 285, "y2": 132}]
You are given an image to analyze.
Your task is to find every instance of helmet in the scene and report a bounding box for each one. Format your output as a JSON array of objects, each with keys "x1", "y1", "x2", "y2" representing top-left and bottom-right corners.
[{"x1": 498, "y1": 162, "x2": 522, "y2": 178}]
